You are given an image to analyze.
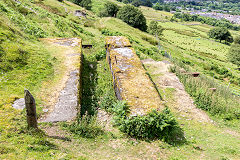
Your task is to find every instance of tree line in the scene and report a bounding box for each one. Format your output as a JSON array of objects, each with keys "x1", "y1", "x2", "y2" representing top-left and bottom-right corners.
[{"x1": 173, "y1": 13, "x2": 240, "y2": 31}]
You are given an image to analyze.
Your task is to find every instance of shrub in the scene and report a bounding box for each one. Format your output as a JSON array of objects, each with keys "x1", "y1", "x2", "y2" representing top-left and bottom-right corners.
[
  {"x1": 96, "y1": 50, "x2": 106, "y2": 61},
  {"x1": 141, "y1": 35, "x2": 158, "y2": 45},
  {"x1": 147, "y1": 21, "x2": 164, "y2": 37},
  {"x1": 99, "y1": 2, "x2": 119, "y2": 17},
  {"x1": 208, "y1": 27, "x2": 233, "y2": 43},
  {"x1": 112, "y1": 101, "x2": 182, "y2": 141},
  {"x1": 72, "y1": 0, "x2": 92, "y2": 10},
  {"x1": 117, "y1": 5, "x2": 147, "y2": 31},
  {"x1": 101, "y1": 28, "x2": 122, "y2": 36},
  {"x1": 132, "y1": 0, "x2": 141, "y2": 7}
]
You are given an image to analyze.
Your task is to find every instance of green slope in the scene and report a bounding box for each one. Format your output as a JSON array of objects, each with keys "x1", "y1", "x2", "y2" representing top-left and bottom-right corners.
[{"x1": 0, "y1": 0, "x2": 239, "y2": 159}]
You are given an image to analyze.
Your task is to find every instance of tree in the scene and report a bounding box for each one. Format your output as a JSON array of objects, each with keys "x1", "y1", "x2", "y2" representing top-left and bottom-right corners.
[
  {"x1": 163, "y1": 5, "x2": 170, "y2": 12},
  {"x1": 99, "y1": 2, "x2": 119, "y2": 17},
  {"x1": 143, "y1": 0, "x2": 152, "y2": 7},
  {"x1": 122, "y1": 0, "x2": 129, "y2": 4},
  {"x1": 147, "y1": 21, "x2": 164, "y2": 37},
  {"x1": 208, "y1": 27, "x2": 233, "y2": 43},
  {"x1": 73, "y1": 0, "x2": 92, "y2": 10},
  {"x1": 117, "y1": 5, "x2": 147, "y2": 31},
  {"x1": 132, "y1": 0, "x2": 141, "y2": 7},
  {"x1": 228, "y1": 44, "x2": 240, "y2": 67},
  {"x1": 153, "y1": 3, "x2": 163, "y2": 10}
]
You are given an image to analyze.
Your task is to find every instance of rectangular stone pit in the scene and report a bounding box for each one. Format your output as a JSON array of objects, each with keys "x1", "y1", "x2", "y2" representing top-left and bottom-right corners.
[{"x1": 106, "y1": 36, "x2": 164, "y2": 116}]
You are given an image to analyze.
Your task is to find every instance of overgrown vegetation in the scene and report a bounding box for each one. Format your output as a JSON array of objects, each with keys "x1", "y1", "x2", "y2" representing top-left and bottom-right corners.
[
  {"x1": 112, "y1": 101, "x2": 183, "y2": 143},
  {"x1": 99, "y1": 2, "x2": 119, "y2": 17},
  {"x1": 117, "y1": 5, "x2": 147, "y2": 31},
  {"x1": 147, "y1": 20, "x2": 164, "y2": 37},
  {"x1": 170, "y1": 62, "x2": 240, "y2": 120},
  {"x1": 67, "y1": 114, "x2": 104, "y2": 138},
  {"x1": 208, "y1": 27, "x2": 233, "y2": 43},
  {"x1": 70, "y1": 0, "x2": 92, "y2": 10}
]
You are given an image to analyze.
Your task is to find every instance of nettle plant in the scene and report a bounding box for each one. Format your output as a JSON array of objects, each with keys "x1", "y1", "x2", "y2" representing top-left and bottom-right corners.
[{"x1": 112, "y1": 101, "x2": 183, "y2": 142}]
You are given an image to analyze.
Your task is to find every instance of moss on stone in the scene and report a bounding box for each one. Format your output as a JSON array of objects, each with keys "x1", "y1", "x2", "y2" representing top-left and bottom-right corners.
[{"x1": 106, "y1": 36, "x2": 164, "y2": 116}]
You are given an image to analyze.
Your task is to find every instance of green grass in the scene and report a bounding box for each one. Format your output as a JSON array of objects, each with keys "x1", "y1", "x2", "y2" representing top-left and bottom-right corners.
[
  {"x1": 0, "y1": 0, "x2": 240, "y2": 159},
  {"x1": 156, "y1": 21, "x2": 240, "y2": 91},
  {"x1": 144, "y1": 61, "x2": 240, "y2": 160},
  {"x1": 139, "y1": 7, "x2": 240, "y2": 91}
]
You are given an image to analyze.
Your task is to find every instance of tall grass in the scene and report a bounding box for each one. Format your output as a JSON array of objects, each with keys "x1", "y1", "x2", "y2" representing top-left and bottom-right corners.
[{"x1": 170, "y1": 60, "x2": 240, "y2": 120}]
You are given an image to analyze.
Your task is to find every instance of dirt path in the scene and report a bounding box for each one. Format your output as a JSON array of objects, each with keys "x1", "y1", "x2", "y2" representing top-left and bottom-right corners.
[
  {"x1": 142, "y1": 59, "x2": 212, "y2": 123},
  {"x1": 39, "y1": 38, "x2": 81, "y2": 122}
]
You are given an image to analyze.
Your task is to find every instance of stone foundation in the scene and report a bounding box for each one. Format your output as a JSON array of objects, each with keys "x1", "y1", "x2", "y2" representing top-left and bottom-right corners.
[{"x1": 106, "y1": 36, "x2": 164, "y2": 116}]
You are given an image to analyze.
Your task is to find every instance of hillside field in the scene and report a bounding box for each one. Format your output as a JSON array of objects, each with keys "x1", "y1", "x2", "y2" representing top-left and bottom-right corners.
[{"x1": 0, "y1": 0, "x2": 239, "y2": 159}]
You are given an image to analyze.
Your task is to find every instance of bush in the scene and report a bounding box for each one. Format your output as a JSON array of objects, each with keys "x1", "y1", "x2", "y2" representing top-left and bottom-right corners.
[
  {"x1": 132, "y1": 0, "x2": 141, "y2": 7},
  {"x1": 208, "y1": 27, "x2": 233, "y2": 43},
  {"x1": 147, "y1": 21, "x2": 164, "y2": 37},
  {"x1": 101, "y1": 28, "x2": 122, "y2": 36},
  {"x1": 112, "y1": 101, "x2": 182, "y2": 141},
  {"x1": 72, "y1": 0, "x2": 92, "y2": 10},
  {"x1": 99, "y1": 2, "x2": 119, "y2": 17},
  {"x1": 117, "y1": 5, "x2": 147, "y2": 31}
]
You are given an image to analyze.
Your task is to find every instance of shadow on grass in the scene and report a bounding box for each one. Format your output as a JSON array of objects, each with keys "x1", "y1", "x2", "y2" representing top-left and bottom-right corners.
[
  {"x1": 20, "y1": 128, "x2": 59, "y2": 152},
  {"x1": 47, "y1": 135, "x2": 71, "y2": 142},
  {"x1": 80, "y1": 54, "x2": 98, "y2": 117},
  {"x1": 66, "y1": 50, "x2": 105, "y2": 138},
  {"x1": 163, "y1": 126, "x2": 187, "y2": 146}
]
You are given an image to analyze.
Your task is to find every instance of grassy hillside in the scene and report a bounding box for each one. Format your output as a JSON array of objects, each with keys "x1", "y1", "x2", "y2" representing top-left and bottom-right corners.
[
  {"x1": 0, "y1": 0, "x2": 239, "y2": 159},
  {"x1": 139, "y1": 8, "x2": 240, "y2": 94}
]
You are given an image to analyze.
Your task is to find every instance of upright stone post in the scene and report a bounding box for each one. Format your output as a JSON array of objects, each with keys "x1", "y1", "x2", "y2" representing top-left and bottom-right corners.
[{"x1": 24, "y1": 90, "x2": 38, "y2": 128}]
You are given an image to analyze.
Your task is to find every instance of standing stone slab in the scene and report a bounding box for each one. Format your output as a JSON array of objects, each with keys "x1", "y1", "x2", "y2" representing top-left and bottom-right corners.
[
  {"x1": 24, "y1": 90, "x2": 37, "y2": 128},
  {"x1": 106, "y1": 36, "x2": 164, "y2": 116}
]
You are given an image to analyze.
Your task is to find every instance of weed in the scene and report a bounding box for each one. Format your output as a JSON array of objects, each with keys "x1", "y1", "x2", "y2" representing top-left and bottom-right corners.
[
  {"x1": 112, "y1": 101, "x2": 184, "y2": 143},
  {"x1": 68, "y1": 114, "x2": 104, "y2": 138}
]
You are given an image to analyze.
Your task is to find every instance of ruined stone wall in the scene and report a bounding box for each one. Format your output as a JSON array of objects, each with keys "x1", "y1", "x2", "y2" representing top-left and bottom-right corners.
[{"x1": 106, "y1": 36, "x2": 164, "y2": 116}]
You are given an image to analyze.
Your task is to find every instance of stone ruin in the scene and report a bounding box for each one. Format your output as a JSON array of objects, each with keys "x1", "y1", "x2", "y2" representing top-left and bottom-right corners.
[{"x1": 106, "y1": 36, "x2": 164, "y2": 116}]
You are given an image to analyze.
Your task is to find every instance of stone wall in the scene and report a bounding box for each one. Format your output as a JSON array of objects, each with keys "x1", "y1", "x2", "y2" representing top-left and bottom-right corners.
[{"x1": 106, "y1": 36, "x2": 164, "y2": 116}]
